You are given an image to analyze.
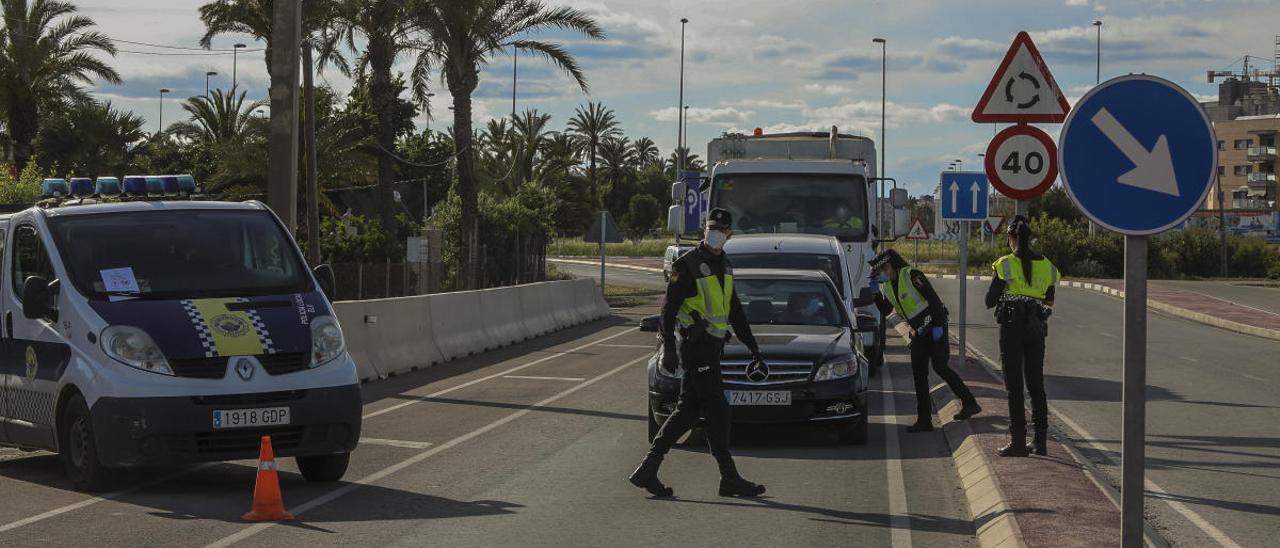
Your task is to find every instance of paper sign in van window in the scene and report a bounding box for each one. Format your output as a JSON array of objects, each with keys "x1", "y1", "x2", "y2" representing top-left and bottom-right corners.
[{"x1": 100, "y1": 267, "x2": 139, "y2": 301}]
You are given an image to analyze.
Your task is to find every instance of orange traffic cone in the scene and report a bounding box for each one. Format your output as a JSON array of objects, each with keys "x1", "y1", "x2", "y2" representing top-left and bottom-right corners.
[{"x1": 242, "y1": 435, "x2": 294, "y2": 522}]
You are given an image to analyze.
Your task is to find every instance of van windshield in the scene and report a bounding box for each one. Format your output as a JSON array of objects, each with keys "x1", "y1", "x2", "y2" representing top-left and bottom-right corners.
[
  {"x1": 712, "y1": 173, "x2": 868, "y2": 242},
  {"x1": 47, "y1": 209, "x2": 310, "y2": 300},
  {"x1": 727, "y1": 253, "x2": 844, "y2": 298}
]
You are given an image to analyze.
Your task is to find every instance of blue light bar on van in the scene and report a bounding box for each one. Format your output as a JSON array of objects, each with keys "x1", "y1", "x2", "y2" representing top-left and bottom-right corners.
[
  {"x1": 176, "y1": 174, "x2": 197, "y2": 194},
  {"x1": 161, "y1": 175, "x2": 180, "y2": 195},
  {"x1": 41, "y1": 178, "x2": 69, "y2": 197},
  {"x1": 144, "y1": 176, "x2": 164, "y2": 195},
  {"x1": 69, "y1": 177, "x2": 94, "y2": 197},
  {"x1": 122, "y1": 176, "x2": 148, "y2": 196},
  {"x1": 96, "y1": 177, "x2": 122, "y2": 196}
]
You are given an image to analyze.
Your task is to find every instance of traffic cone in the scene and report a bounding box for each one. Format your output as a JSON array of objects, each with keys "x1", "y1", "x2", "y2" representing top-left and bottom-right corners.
[{"x1": 242, "y1": 435, "x2": 294, "y2": 522}]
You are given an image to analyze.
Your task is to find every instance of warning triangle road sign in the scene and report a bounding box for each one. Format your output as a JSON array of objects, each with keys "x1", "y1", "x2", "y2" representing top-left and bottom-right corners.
[
  {"x1": 972, "y1": 31, "x2": 1070, "y2": 123},
  {"x1": 905, "y1": 218, "x2": 931, "y2": 240}
]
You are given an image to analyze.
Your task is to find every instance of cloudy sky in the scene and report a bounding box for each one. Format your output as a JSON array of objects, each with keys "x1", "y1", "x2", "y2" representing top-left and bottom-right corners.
[{"x1": 82, "y1": 0, "x2": 1278, "y2": 196}]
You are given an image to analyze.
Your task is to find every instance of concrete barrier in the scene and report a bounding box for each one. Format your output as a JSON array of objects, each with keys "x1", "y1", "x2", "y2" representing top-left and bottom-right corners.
[
  {"x1": 519, "y1": 282, "x2": 559, "y2": 337},
  {"x1": 430, "y1": 290, "x2": 489, "y2": 360},
  {"x1": 363, "y1": 295, "x2": 443, "y2": 376},
  {"x1": 331, "y1": 301, "x2": 382, "y2": 382},
  {"x1": 548, "y1": 281, "x2": 578, "y2": 328},
  {"x1": 571, "y1": 278, "x2": 608, "y2": 323},
  {"x1": 481, "y1": 286, "x2": 531, "y2": 348}
]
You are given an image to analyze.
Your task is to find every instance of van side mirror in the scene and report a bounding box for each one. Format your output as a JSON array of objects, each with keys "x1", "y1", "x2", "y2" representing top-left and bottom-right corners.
[
  {"x1": 313, "y1": 264, "x2": 337, "y2": 299},
  {"x1": 22, "y1": 276, "x2": 57, "y2": 321}
]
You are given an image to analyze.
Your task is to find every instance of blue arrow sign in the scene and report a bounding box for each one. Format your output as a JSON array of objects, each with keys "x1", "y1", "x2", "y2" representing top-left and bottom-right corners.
[
  {"x1": 940, "y1": 172, "x2": 989, "y2": 221},
  {"x1": 1058, "y1": 75, "x2": 1217, "y2": 235}
]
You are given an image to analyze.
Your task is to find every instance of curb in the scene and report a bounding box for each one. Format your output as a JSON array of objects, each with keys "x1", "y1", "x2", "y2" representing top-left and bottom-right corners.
[
  {"x1": 938, "y1": 396, "x2": 1026, "y2": 548},
  {"x1": 548, "y1": 257, "x2": 664, "y2": 274}
]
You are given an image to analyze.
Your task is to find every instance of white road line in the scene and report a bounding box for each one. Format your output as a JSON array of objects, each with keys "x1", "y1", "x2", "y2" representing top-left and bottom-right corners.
[
  {"x1": 1238, "y1": 372, "x2": 1267, "y2": 382},
  {"x1": 880, "y1": 366, "x2": 913, "y2": 548},
  {"x1": 362, "y1": 327, "x2": 639, "y2": 420},
  {"x1": 358, "y1": 438, "x2": 434, "y2": 450},
  {"x1": 1179, "y1": 356, "x2": 1198, "y2": 363},
  {"x1": 204, "y1": 354, "x2": 649, "y2": 548},
  {"x1": 597, "y1": 343, "x2": 656, "y2": 349},
  {"x1": 0, "y1": 463, "x2": 216, "y2": 534},
  {"x1": 1100, "y1": 332, "x2": 1117, "y2": 338},
  {"x1": 503, "y1": 375, "x2": 586, "y2": 381}
]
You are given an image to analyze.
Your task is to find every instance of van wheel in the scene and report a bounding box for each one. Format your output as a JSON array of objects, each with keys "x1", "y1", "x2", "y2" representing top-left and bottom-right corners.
[
  {"x1": 647, "y1": 409, "x2": 660, "y2": 443},
  {"x1": 297, "y1": 453, "x2": 350, "y2": 482},
  {"x1": 837, "y1": 418, "x2": 869, "y2": 445},
  {"x1": 60, "y1": 394, "x2": 111, "y2": 492}
]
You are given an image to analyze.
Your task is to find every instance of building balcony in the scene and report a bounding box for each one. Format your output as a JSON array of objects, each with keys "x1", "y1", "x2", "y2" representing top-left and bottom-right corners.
[
  {"x1": 1246, "y1": 146, "x2": 1276, "y2": 162},
  {"x1": 1247, "y1": 172, "x2": 1277, "y2": 184}
]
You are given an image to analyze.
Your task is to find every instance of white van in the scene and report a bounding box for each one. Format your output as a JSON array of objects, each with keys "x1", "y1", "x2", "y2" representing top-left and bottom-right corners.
[{"x1": 0, "y1": 200, "x2": 360, "y2": 490}]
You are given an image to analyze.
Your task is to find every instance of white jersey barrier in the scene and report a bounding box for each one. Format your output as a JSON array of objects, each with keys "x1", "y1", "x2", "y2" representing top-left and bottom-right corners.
[{"x1": 334, "y1": 278, "x2": 609, "y2": 380}]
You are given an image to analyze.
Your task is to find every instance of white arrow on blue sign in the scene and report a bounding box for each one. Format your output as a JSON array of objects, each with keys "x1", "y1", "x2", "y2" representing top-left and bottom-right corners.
[
  {"x1": 940, "y1": 171, "x2": 989, "y2": 221},
  {"x1": 1059, "y1": 74, "x2": 1217, "y2": 235}
]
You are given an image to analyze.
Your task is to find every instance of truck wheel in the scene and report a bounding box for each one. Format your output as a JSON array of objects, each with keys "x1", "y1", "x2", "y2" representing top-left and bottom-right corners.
[
  {"x1": 647, "y1": 409, "x2": 660, "y2": 443},
  {"x1": 60, "y1": 394, "x2": 111, "y2": 492},
  {"x1": 296, "y1": 453, "x2": 350, "y2": 483},
  {"x1": 837, "y1": 418, "x2": 869, "y2": 445}
]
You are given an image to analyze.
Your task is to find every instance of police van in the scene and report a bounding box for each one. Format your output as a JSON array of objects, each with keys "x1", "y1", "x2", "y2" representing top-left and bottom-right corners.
[{"x1": 0, "y1": 177, "x2": 360, "y2": 491}]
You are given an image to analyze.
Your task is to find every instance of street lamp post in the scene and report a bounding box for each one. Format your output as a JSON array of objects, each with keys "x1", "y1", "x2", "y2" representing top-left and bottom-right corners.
[
  {"x1": 233, "y1": 43, "x2": 246, "y2": 91},
  {"x1": 206, "y1": 71, "x2": 217, "y2": 97},
  {"x1": 954, "y1": 158, "x2": 963, "y2": 171},
  {"x1": 511, "y1": 46, "x2": 518, "y2": 119},
  {"x1": 873, "y1": 37, "x2": 887, "y2": 236},
  {"x1": 1090, "y1": 20, "x2": 1102, "y2": 236},
  {"x1": 158, "y1": 88, "x2": 171, "y2": 135},
  {"x1": 678, "y1": 17, "x2": 689, "y2": 172},
  {"x1": 682, "y1": 105, "x2": 690, "y2": 155}
]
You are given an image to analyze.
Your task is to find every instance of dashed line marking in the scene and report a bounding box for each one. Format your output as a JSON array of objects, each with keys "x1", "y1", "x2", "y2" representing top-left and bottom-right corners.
[
  {"x1": 359, "y1": 438, "x2": 433, "y2": 450},
  {"x1": 503, "y1": 375, "x2": 586, "y2": 382}
]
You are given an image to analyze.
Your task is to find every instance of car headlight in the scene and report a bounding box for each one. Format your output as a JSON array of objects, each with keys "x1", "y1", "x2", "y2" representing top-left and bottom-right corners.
[
  {"x1": 814, "y1": 356, "x2": 858, "y2": 381},
  {"x1": 655, "y1": 348, "x2": 683, "y2": 379},
  {"x1": 310, "y1": 315, "x2": 345, "y2": 367},
  {"x1": 100, "y1": 326, "x2": 173, "y2": 376}
]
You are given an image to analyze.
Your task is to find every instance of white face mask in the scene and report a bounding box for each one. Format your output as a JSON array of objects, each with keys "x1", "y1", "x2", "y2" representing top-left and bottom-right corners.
[{"x1": 704, "y1": 230, "x2": 728, "y2": 250}]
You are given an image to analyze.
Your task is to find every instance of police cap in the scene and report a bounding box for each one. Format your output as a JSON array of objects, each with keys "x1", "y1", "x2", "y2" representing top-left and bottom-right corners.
[
  {"x1": 706, "y1": 208, "x2": 733, "y2": 229},
  {"x1": 1007, "y1": 215, "x2": 1032, "y2": 238}
]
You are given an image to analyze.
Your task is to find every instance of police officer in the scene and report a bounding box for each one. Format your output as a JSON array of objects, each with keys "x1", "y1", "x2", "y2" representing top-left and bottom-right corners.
[
  {"x1": 859, "y1": 249, "x2": 981, "y2": 432},
  {"x1": 629, "y1": 208, "x2": 767, "y2": 498},
  {"x1": 985, "y1": 216, "x2": 1060, "y2": 457},
  {"x1": 823, "y1": 204, "x2": 865, "y2": 231}
]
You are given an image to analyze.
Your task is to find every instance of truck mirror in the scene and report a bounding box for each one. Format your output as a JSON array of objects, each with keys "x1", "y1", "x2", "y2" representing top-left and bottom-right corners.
[
  {"x1": 21, "y1": 276, "x2": 56, "y2": 321},
  {"x1": 893, "y1": 209, "x2": 911, "y2": 239},
  {"x1": 666, "y1": 205, "x2": 683, "y2": 234},
  {"x1": 313, "y1": 264, "x2": 337, "y2": 298},
  {"x1": 670, "y1": 181, "x2": 685, "y2": 203},
  {"x1": 890, "y1": 188, "x2": 909, "y2": 208}
]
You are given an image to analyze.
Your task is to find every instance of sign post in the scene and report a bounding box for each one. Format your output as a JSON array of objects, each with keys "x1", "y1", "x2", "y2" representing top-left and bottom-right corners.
[
  {"x1": 584, "y1": 211, "x2": 624, "y2": 298},
  {"x1": 940, "y1": 171, "x2": 989, "y2": 365},
  {"x1": 1058, "y1": 74, "x2": 1217, "y2": 548}
]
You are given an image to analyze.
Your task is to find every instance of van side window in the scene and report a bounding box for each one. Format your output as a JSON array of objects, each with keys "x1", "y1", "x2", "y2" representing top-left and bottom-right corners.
[{"x1": 13, "y1": 225, "x2": 55, "y2": 295}]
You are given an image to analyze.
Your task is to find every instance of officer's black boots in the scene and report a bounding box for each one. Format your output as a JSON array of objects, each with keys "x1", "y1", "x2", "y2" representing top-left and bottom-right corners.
[
  {"x1": 905, "y1": 418, "x2": 934, "y2": 433},
  {"x1": 998, "y1": 429, "x2": 1030, "y2": 457},
  {"x1": 1025, "y1": 428, "x2": 1048, "y2": 456},
  {"x1": 629, "y1": 456, "x2": 674, "y2": 497},
  {"x1": 953, "y1": 400, "x2": 983, "y2": 421},
  {"x1": 719, "y1": 476, "x2": 767, "y2": 497}
]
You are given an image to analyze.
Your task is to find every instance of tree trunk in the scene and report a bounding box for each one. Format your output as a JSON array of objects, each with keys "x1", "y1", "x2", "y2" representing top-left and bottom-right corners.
[
  {"x1": 10, "y1": 95, "x2": 38, "y2": 174},
  {"x1": 588, "y1": 140, "x2": 597, "y2": 209},
  {"x1": 451, "y1": 78, "x2": 479, "y2": 289},
  {"x1": 369, "y1": 37, "x2": 397, "y2": 229}
]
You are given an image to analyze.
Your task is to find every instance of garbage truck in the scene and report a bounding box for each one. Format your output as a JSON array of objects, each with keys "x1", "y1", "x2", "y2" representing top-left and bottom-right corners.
[{"x1": 666, "y1": 127, "x2": 909, "y2": 375}]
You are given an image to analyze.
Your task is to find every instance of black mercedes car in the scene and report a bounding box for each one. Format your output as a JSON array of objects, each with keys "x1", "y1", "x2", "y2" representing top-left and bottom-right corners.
[{"x1": 640, "y1": 268, "x2": 870, "y2": 445}]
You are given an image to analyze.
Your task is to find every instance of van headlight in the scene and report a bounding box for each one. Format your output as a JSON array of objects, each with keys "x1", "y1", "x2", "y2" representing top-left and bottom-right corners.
[
  {"x1": 100, "y1": 326, "x2": 174, "y2": 376},
  {"x1": 814, "y1": 356, "x2": 857, "y2": 381},
  {"x1": 310, "y1": 316, "x2": 345, "y2": 367}
]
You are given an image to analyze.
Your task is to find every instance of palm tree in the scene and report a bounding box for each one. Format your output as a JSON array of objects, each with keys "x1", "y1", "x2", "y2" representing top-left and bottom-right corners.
[
  {"x1": 512, "y1": 108, "x2": 552, "y2": 184},
  {"x1": 567, "y1": 101, "x2": 621, "y2": 208},
  {"x1": 412, "y1": 0, "x2": 604, "y2": 289},
  {"x1": 36, "y1": 100, "x2": 144, "y2": 177},
  {"x1": 632, "y1": 137, "x2": 659, "y2": 168},
  {"x1": 666, "y1": 146, "x2": 705, "y2": 177},
  {"x1": 169, "y1": 88, "x2": 267, "y2": 144},
  {"x1": 0, "y1": 0, "x2": 120, "y2": 172},
  {"x1": 198, "y1": 0, "x2": 342, "y2": 74}
]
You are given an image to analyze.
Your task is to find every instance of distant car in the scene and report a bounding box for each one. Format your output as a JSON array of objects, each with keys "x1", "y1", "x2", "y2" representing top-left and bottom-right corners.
[
  {"x1": 641, "y1": 268, "x2": 870, "y2": 445},
  {"x1": 661, "y1": 243, "x2": 696, "y2": 281}
]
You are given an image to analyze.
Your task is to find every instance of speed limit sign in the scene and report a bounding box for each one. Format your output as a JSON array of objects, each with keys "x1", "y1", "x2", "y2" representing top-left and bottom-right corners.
[{"x1": 984, "y1": 124, "x2": 1058, "y2": 200}]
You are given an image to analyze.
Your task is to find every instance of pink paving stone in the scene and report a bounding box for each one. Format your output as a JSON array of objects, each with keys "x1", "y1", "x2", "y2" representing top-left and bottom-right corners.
[{"x1": 1090, "y1": 280, "x2": 1280, "y2": 331}]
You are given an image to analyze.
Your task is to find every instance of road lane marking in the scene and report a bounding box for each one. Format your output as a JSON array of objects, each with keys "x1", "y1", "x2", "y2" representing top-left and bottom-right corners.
[
  {"x1": 358, "y1": 438, "x2": 433, "y2": 450},
  {"x1": 880, "y1": 363, "x2": 913, "y2": 548},
  {"x1": 205, "y1": 354, "x2": 649, "y2": 548},
  {"x1": 1178, "y1": 356, "x2": 1198, "y2": 362},
  {"x1": 362, "y1": 327, "x2": 639, "y2": 420},
  {"x1": 503, "y1": 375, "x2": 586, "y2": 382},
  {"x1": 598, "y1": 343, "x2": 655, "y2": 349},
  {"x1": 1238, "y1": 372, "x2": 1266, "y2": 382},
  {"x1": 0, "y1": 463, "x2": 216, "y2": 534}
]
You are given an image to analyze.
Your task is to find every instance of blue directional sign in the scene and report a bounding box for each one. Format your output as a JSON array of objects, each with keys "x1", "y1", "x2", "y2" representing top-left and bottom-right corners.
[
  {"x1": 940, "y1": 171, "x2": 989, "y2": 221},
  {"x1": 680, "y1": 170, "x2": 703, "y2": 233},
  {"x1": 1058, "y1": 74, "x2": 1217, "y2": 235}
]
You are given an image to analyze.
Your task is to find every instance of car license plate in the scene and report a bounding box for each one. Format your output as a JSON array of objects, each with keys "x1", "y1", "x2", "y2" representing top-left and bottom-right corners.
[
  {"x1": 726, "y1": 390, "x2": 791, "y2": 406},
  {"x1": 212, "y1": 407, "x2": 290, "y2": 429}
]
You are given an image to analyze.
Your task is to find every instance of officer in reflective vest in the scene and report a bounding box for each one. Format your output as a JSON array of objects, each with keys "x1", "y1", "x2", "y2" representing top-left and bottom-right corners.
[
  {"x1": 857, "y1": 249, "x2": 981, "y2": 432},
  {"x1": 985, "y1": 215, "x2": 1060, "y2": 457},
  {"x1": 630, "y1": 208, "x2": 767, "y2": 498}
]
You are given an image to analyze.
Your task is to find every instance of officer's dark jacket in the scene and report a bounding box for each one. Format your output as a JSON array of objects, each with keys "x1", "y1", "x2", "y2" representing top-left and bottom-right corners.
[
  {"x1": 984, "y1": 251, "x2": 1057, "y2": 308},
  {"x1": 660, "y1": 246, "x2": 760, "y2": 355},
  {"x1": 853, "y1": 269, "x2": 948, "y2": 330}
]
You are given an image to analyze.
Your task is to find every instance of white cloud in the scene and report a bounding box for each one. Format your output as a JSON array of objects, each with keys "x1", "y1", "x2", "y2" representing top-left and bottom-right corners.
[
  {"x1": 650, "y1": 106, "x2": 754, "y2": 125},
  {"x1": 731, "y1": 98, "x2": 806, "y2": 109},
  {"x1": 1065, "y1": 0, "x2": 1089, "y2": 6},
  {"x1": 803, "y1": 83, "x2": 852, "y2": 96}
]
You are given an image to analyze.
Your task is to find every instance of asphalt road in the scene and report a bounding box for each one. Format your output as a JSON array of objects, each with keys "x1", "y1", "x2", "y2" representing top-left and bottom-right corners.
[
  {"x1": 1151, "y1": 280, "x2": 1280, "y2": 317},
  {"x1": 0, "y1": 305, "x2": 975, "y2": 547},
  {"x1": 552, "y1": 260, "x2": 666, "y2": 290},
  {"x1": 933, "y1": 278, "x2": 1280, "y2": 548}
]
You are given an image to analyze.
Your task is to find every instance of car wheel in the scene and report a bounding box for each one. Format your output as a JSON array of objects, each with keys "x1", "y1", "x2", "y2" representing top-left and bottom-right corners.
[
  {"x1": 60, "y1": 394, "x2": 112, "y2": 492},
  {"x1": 296, "y1": 453, "x2": 350, "y2": 483},
  {"x1": 837, "y1": 418, "x2": 869, "y2": 445},
  {"x1": 647, "y1": 409, "x2": 660, "y2": 443}
]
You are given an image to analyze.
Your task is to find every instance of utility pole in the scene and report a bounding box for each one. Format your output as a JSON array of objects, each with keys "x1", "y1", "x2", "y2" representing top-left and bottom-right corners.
[
  {"x1": 233, "y1": 43, "x2": 246, "y2": 91},
  {"x1": 874, "y1": 37, "x2": 887, "y2": 235},
  {"x1": 267, "y1": 0, "x2": 301, "y2": 232},
  {"x1": 303, "y1": 41, "x2": 320, "y2": 266},
  {"x1": 677, "y1": 18, "x2": 688, "y2": 172},
  {"x1": 205, "y1": 71, "x2": 217, "y2": 98},
  {"x1": 157, "y1": 88, "x2": 170, "y2": 135},
  {"x1": 1090, "y1": 20, "x2": 1102, "y2": 236}
]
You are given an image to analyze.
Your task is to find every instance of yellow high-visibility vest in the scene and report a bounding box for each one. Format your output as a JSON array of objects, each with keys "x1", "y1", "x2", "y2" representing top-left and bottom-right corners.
[
  {"x1": 881, "y1": 266, "x2": 928, "y2": 321},
  {"x1": 992, "y1": 254, "x2": 1060, "y2": 299},
  {"x1": 676, "y1": 256, "x2": 733, "y2": 338}
]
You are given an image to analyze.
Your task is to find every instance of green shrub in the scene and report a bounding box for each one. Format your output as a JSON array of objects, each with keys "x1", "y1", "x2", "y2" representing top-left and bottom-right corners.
[{"x1": 0, "y1": 161, "x2": 46, "y2": 204}]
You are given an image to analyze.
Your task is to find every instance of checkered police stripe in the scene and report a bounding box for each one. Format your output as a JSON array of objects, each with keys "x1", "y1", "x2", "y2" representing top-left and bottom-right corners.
[
  {"x1": 239, "y1": 298, "x2": 276, "y2": 354},
  {"x1": 182, "y1": 299, "x2": 218, "y2": 358}
]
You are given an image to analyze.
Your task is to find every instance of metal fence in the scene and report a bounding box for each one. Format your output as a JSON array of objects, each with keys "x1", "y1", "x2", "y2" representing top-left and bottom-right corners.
[
  {"x1": 331, "y1": 262, "x2": 424, "y2": 301},
  {"x1": 329, "y1": 233, "x2": 547, "y2": 300}
]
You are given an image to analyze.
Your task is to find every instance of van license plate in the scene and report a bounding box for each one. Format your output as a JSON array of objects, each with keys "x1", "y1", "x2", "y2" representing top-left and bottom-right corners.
[
  {"x1": 726, "y1": 391, "x2": 791, "y2": 406},
  {"x1": 213, "y1": 407, "x2": 290, "y2": 429}
]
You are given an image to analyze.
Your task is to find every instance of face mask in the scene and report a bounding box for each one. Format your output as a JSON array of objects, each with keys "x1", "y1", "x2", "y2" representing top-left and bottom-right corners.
[{"x1": 704, "y1": 230, "x2": 728, "y2": 250}]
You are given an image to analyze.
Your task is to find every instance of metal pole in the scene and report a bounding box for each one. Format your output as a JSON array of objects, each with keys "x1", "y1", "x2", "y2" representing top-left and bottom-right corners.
[
  {"x1": 1219, "y1": 176, "x2": 1229, "y2": 276},
  {"x1": 1090, "y1": 21, "x2": 1102, "y2": 237},
  {"x1": 511, "y1": 46, "x2": 518, "y2": 118},
  {"x1": 958, "y1": 221, "x2": 968, "y2": 364},
  {"x1": 157, "y1": 89, "x2": 168, "y2": 134},
  {"x1": 1121, "y1": 235, "x2": 1148, "y2": 548},
  {"x1": 1016, "y1": 199, "x2": 1029, "y2": 217},
  {"x1": 267, "y1": 3, "x2": 301, "y2": 232},
  {"x1": 875, "y1": 37, "x2": 887, "y2": 234},
  {"x1": 678, "y1": 18, "x2": 688, "y2": 172},
  {"x1": 302, "y1": 42, "x2": 320, "y2": 266},
  {"x1": 600, "y1": 211, "x2": 607, "y2": 297}
]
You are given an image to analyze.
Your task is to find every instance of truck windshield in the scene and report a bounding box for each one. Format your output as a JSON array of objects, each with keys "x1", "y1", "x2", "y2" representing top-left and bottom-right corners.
[
  {"x1": 727, "y1": 253, "x2": 844, "y2": 298},
  {"x1": 712, "y1": 173, "x2": 868, "y2": 242},
  {"x1": 736, "y1": 279, "x2": 846, "y2": 327},
  {"x1": 47, "y1": 209, "x2": 310, "y2": 300}
]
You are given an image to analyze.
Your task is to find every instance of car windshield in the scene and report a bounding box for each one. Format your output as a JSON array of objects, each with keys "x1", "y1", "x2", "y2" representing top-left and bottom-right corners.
[
  {"x1": 48, "y1": 209, "x2": 310, "y2": 300},
  {"x1": 735, "y1": 278, "x2": 846, "y2": 327},
  {"x1": 712, "y1": 173, "x2": 868, "y2": 242},
  {"x1": 728, "y1": 253, "x2": 844, "y2": 298}
]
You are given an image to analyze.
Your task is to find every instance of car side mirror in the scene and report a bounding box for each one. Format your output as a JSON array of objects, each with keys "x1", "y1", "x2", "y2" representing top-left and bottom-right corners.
[
  {"x1": 639, "y1": 315, "x2": 661, "y2": 332},
  {"x1": 313, "y1": 264, "x2": 336, "y2": 299},
  {"x1": 854, "y1": 313, "x2": 878, "y2": 333},
  {"x1": 22, "y1": 276, "x2": 57, "y2": 321}
]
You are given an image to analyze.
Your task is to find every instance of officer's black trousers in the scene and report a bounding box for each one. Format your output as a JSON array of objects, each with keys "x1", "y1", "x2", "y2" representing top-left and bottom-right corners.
[
  {"x1": 909, "y1": 326, "x2": 975, "y2": 421},
  {"x1": 647, "y1": 341, "x2": 739, "y2": 480},
  {"x1": 998, "y1": 323, "x2": 1048, "y2": 433}
]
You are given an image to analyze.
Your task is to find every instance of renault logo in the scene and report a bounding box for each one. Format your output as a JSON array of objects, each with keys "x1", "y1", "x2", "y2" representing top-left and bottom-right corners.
[
  {"x1": 235, "y1": 358, "x2": 255, "y2": 381},
  {"x1": 745, "y1": 360, "x2": 770, "y2": 382}
]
